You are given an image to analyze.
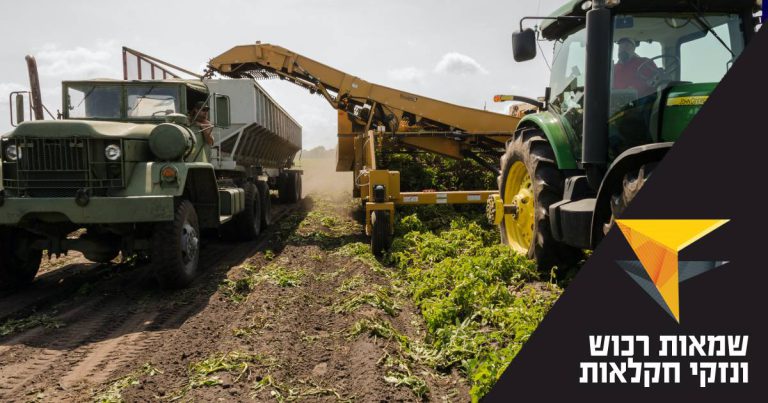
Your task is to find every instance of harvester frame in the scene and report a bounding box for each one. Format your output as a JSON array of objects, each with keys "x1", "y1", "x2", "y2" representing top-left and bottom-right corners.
[{"x1": 207, "y1": 44, "x2": 520, "y2": 253}]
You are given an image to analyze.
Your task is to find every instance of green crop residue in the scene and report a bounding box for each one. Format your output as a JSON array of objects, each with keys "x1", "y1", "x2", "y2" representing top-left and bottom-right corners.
[
  {"x1": 95, "y1": 363, "x2": 161, "y2": 403},
  {"x1": 0, "y1": 313, "x2": 65, "y2": 337},
  {"x1": 388, "y1": 212, "x2": 562, "y2": 402}
]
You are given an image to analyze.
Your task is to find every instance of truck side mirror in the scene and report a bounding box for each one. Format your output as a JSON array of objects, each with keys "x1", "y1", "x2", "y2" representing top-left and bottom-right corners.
[
  {"x1": 15, "y1": 93, "x2": 25, "y2": 124},
  {"x1": 214, "y1": 94, "x2": 230, "y2": 128},
  {"x1": 512, "y1": 28, "x2": 537, "y2": 62}
]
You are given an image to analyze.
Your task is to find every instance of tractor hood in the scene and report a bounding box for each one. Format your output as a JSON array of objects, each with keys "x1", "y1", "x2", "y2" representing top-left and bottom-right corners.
[
  {"x1": 3, "y1": 120, "x2": 158, "y2": 140},
  {"x1": 658, "y1": 82, "x2": 716, "y2": 142}
]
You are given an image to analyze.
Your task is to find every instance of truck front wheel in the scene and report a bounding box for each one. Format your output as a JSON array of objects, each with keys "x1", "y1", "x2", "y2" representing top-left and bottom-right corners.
[
  {"x1": 153, "y1": 200, "x2": 200, "y2": 289},
  {"x1": 0, "y1": 228, "x2": 42, "y2": 290}
]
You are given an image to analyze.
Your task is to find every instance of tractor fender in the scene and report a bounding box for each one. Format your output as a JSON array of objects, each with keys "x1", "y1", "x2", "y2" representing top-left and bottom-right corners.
[
  {"x1": 590, "y1": 142, "x2": 673, "y2": 247},
  {"x1": 517, "y1": 112, "x2": 578, "y2": 170}
]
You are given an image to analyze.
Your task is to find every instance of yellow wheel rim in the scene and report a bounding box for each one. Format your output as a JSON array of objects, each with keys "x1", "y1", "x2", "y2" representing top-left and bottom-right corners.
[{"x1": 503, "y1": 161, "x2": 534, "y2": 254}]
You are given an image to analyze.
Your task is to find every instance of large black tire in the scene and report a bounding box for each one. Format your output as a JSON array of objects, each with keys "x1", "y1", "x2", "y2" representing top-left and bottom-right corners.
[
  {"x1": 603, "y1": 163, "x2": 657, "y2": 234},
  {"x1": 370, "y1": 210, "x2": 391, "y2": 257},
  {"x1": 498, "y1": 128, "x2": 582, "y2": 270},
  {"x1": 279, "y1": 171, "x2": 302, "y2": 204},
  {"x1": 152, "y1": 200, "x2": 200, "y2": 289},
  {"x1": 256, "y1": 180, "x2": 272, "y2": 230},
  {"x1": 0, "y1": 228, "x2": 42, "y2": 290},
  {"x1": 222, "y1": 182, "x2": 262, "y2": 241}
]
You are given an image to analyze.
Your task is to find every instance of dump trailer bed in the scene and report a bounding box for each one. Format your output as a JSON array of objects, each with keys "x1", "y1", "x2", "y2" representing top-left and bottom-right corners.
[{"x1": 205, "y1": 79, "x2": 302, "y2": 170}]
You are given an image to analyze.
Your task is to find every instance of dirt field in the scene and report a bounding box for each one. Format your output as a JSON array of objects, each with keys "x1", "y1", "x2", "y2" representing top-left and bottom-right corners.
[{"x1": 0, "y1": 186, "x2": 469, "y2": 402}]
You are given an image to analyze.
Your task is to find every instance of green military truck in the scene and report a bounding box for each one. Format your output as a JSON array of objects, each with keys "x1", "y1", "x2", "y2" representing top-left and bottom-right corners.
[{"x1": 0, "y1": 76, "x2": 303, "y2": 289}]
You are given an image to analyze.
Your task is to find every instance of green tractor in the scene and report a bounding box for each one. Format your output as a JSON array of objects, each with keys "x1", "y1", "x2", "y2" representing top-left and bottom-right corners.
[{"x1": 490, "y1": 0, "x2": 761, "y2": 269}]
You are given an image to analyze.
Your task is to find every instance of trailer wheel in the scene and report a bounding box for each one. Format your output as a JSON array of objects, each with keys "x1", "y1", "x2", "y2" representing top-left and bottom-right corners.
[
  {"x1": 370, "y1": 210, "x2": 391, "y2": 257},
  {"x1": 257, "y1": 180, "x2": 272, "y2": 229},
  {"x1": 498, "y1": 128, "x2": 581, "y2": 270},
  {"x1": 153, "y1": 200, "x2": 200, "y2": 289},
  {"x1": 222, "y1": 182, "x2": 261, "y2": 241},
  {"x1": 0, "y1": 228, "x2": 42, "y2": 290},
  {"x1": 279, "y1": 171, "x2": 302, "y2": 204},
  {"x1": 603, "y1": 163, "x2": 657, "y2": 234}
]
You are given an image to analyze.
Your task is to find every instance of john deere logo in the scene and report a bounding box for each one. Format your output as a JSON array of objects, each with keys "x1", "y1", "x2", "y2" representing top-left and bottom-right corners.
[{"x1": 615, "y1": 219, "x2": 729, "y2": 323}]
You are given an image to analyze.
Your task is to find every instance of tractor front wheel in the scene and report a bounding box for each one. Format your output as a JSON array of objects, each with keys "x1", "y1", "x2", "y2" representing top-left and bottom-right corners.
[
  {"x1": 603, "y1": 163, "x2": 657, "y2": 234},
  {"x1": 498, "y1": 128, "x2": 581, "y2": 270}
]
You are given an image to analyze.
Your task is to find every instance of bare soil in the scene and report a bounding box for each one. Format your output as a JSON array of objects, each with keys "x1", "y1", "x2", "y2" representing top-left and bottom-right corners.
[{"x1": 0, "y1": 193, "x2": 468, "y2": 402}]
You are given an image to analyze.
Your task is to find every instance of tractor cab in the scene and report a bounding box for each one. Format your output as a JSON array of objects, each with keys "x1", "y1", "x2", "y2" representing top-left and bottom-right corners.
[
  {"x1": 494, "y1": 0, "x2": 759, "y2": 270},
  {"x1": 539, "y1": 1, "x2": 752, "y2": 162}
]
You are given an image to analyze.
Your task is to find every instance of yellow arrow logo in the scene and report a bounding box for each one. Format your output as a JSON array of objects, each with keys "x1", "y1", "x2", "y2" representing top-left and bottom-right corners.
[{"x1": 616, "y1": 219, "x2": 729, "y2": 322}]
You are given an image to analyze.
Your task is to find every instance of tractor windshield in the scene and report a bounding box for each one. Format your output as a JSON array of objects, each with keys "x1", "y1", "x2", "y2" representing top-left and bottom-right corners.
[{"x1": 608, "y1": 13, "x2": 745, "y2": 157}]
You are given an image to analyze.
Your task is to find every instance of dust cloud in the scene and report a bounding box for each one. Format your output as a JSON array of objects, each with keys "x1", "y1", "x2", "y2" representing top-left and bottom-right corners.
[{"x1": 295, "y1": 148, "x2": 353, "y2": 198}]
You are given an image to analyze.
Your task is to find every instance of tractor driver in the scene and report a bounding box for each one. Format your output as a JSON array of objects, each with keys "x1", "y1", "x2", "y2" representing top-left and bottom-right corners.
[
  {"x1": 189, "y1": 101, "x2": 214, "y2": 146},
  {"x1": 612, "y1": 37, "x2": 661, "y2": 98}
]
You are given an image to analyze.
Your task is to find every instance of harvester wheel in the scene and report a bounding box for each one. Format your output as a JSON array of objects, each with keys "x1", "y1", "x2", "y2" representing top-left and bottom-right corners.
[
  {"x1": 279, "y1": 171, "x2": 301, "y2": 204},
  {"x1": 498, "y1": 128, "x2": 581, "y2": 270},
  {"x1": 223, "y1": 182, "x2": 262, "y2": 241},
  {"x1": 370, "y1": 210, "x2": 391, "y2": 257},
  {"x1": 603, "y1": 163, "x2": 657, "y2": 234},
  {"x1": 0, "y1": 228, "x2": 42, "y2": 290},
  {"x1": 153, "y1": 200, "x2": 200, "y2": 289},
  {"x1": 257, "y1": 180, "x2": 272, "y2": 229}
]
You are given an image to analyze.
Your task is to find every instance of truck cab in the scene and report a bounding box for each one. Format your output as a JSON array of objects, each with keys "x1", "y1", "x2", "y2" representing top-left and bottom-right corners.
[{"x1": 0, "y1": 77, "x2": 302, "y2": 289}]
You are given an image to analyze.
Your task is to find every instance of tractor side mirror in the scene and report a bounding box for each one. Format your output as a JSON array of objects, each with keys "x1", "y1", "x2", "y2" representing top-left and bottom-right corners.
[
  {"x1": 512, "y1": 28, "x2": 537, "y2": 62},
  {"x1": 214, "y1": 94, "x2": 230, "y2": 128}
]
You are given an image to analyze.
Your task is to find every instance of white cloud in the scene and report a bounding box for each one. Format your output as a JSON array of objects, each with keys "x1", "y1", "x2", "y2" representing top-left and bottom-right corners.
[
  {"x1": 434, "y1": 52, "x2": 489, "y2": 76},
  {"x1": 35, "y1": 41, "x2": 120, "y2": 78},
  {"x1": 387, "y1": 66, "x2": 426, "y2": 82},
  {"x1": 0, "y1": 83, "x2": 26, "y2": 104}
]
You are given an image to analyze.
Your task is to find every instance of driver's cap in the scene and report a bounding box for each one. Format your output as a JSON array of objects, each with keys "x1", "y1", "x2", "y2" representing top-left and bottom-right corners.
[{"x1": 617, "y1": 37, "x2": 637, "y2": 46}]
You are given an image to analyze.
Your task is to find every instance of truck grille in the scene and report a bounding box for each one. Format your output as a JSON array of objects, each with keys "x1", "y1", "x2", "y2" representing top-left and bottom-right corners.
[{"x1": 2, "y1": 137, "x2": 125, "y2": 198}]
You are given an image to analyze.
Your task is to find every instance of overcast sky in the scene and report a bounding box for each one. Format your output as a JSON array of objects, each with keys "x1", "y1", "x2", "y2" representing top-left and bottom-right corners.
[{"x1": 0, "y1": 0, "x2": 562, "y2": 149}]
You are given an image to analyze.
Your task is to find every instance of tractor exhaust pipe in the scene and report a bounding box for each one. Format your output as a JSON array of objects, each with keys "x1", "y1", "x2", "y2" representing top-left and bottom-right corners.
[{"x1": 582, "y1": 0, "x2": 613, "y2": 189}]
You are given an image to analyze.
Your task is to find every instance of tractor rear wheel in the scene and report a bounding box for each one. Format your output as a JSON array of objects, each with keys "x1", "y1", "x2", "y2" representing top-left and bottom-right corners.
[
  {"x1": 222, "y1": 182, "x2": 262, "y2": 241},
  {"x1": 153, "y1": 200, "x2": 200, "y2": 289},
  {"x1": 0, "y1": 228, "x2": 42, "y2": 290},
  {"x1": 498, "y1": 128, "x2": 581, "y2": 270},
  {"x1": 603, "y1": 163, "x2": 657, "y2": 234},
  {"x1": 370, "y1": 210, "x2": 391, "y2": 257}
]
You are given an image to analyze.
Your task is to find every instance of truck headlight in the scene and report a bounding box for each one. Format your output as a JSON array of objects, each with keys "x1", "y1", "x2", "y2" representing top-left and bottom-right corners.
[
  {"x1": 5, "y1": 144, "x2": 20, "y2": 161},
  {"x1": 105, "y1": 144, "x2": 122, "y2": 161}
]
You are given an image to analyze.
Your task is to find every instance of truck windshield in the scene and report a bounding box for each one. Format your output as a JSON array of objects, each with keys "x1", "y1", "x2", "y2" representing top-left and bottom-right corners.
[
  {"x1": 127, "y1": 86, "x2": 180, "y2": 118},
  {"x1": 608, "y1": 13, "x2": 744, "y2": 157},
  {"x1": 67, "y1": 85, "x2": 121, "y2": 119}
]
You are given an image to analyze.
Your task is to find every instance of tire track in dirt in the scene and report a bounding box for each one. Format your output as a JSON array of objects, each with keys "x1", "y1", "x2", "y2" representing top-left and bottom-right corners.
[
  {"x1": 0, "y1": 203, "x2": 301, "y2": 401},
  {"x1": 0, "y1": 297, "x2": 124, "y2": 400}
]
